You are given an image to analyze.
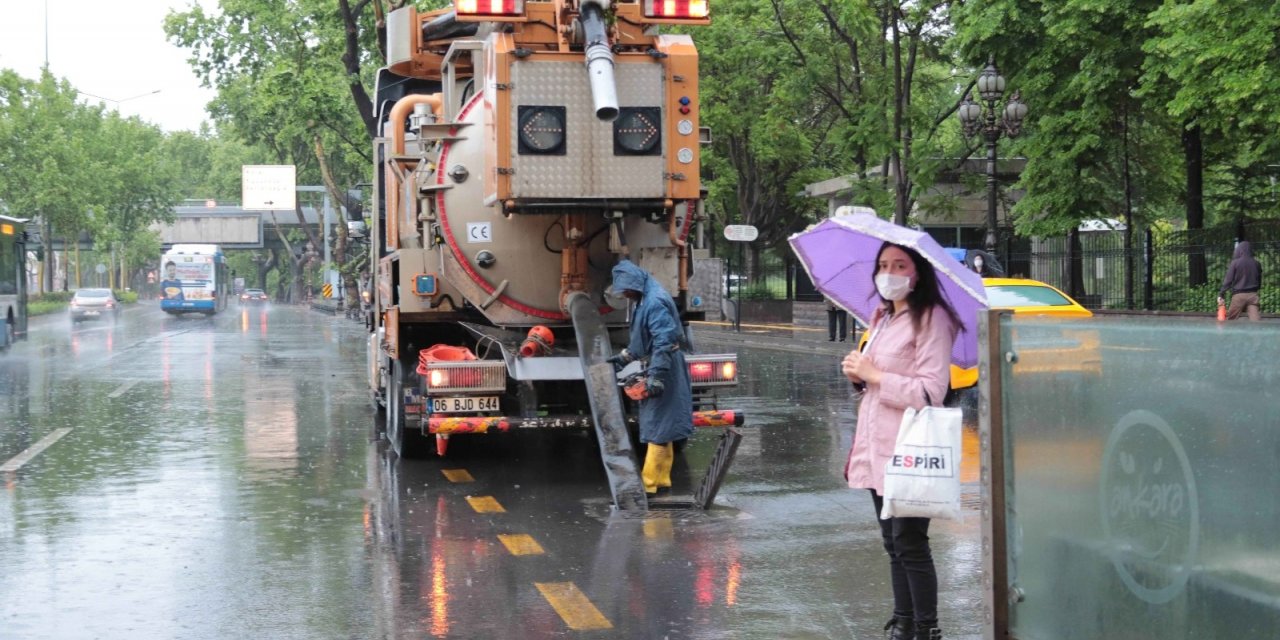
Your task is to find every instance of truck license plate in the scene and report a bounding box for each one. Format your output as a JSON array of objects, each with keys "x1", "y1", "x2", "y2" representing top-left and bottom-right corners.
[{"x1": 431, "y1": 396, "x2": 499, "y2": 414}]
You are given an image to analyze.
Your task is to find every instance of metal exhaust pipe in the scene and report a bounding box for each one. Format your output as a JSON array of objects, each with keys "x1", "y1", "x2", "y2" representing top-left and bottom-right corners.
[{"x1": 580, "y1": 1, "x2": 618, "y2": 121}]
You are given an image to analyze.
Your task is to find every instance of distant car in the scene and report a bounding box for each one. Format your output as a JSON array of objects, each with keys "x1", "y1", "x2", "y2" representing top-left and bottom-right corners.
[
  {"x1": 859, "y1": 277, "x2": 1095, "y2": 390},
  {"x1": 69, "y1": 288, "x2": 122, "y2": 323},
  {"x1": 722, "y1": 274, "x2": 746, "y2": 296},
  {"x1": 240, "y1": 288, "x2": 269, "y2": 304}
]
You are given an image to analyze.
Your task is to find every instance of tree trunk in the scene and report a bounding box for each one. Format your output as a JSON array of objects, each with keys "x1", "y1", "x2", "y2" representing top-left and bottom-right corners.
[
  {"x1": 41, "y1": 219, "x2": 52, "y2": 294},
  {"x1": 890, "y1": 8, "x2": 907, "y2": 225},
  {"x1": 339, "y1": 0, "x2": 377, "y2": 138},
  {"x1": 1182, "y1": 123, "x2": 1207, "y2": 286},
  {"x1": 314, "y1": 135, "x2": 357, "y2": 309},
  {"x1": 1123, "y1": 107, "x2": 1134, "y2": 310},
  {"x1": 259, "y1": 250, "x2": 278, "y2": 292}
]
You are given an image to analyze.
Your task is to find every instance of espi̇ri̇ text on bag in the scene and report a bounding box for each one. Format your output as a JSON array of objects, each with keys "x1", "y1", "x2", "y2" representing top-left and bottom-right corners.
[{"x1": 880, "y1": 402, "x2": 963, "y2": 520}]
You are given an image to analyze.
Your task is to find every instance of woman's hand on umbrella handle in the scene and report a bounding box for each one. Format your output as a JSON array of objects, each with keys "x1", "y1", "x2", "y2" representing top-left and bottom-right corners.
[
  {"x1": 842, "y1": 351, "x2": 879, "y2": 385},
  {"x1": 839, "y1": 350, "x2": 880, "y2": 384}
]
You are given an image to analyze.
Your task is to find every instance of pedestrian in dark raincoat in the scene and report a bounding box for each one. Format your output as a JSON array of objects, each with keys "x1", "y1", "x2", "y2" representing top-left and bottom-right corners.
[
  {"x1": 1218, "y1": 240, "x2": 1263, "y2": 321},
  {"x1": 607, "y1": 260, "x2": 693, "y2": 494}
]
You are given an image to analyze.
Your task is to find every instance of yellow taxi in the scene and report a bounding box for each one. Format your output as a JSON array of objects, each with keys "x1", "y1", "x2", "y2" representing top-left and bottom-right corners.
[{"x1": 859, "y1": 277, "x2": 1095, "y2": 390}]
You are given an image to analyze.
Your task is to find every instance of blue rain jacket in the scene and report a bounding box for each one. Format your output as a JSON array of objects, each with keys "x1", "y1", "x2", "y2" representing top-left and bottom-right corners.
[{"x1": 611, "y1": 261, "x2": 693, "y2": 444}]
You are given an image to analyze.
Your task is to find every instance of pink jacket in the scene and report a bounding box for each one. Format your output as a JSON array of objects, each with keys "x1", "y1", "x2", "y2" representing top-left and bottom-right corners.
[{"x1": 845, "y1": 304, "x2": 957, "y2": 495}]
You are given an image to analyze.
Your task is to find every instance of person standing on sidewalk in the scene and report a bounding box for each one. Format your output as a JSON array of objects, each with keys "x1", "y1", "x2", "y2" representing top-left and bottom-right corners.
[
  {"x1": 1218, "y1": 240, "x2": 1262, "y2": 321},
  {"x1": 826, "y1": 297, "x2": 848, "y2": 342},
  {"x1": 607, "y1": 260, "x2": 693, "y2": 495},
  {"x1": 841, "y1": 242, "x2": 960, "y2": 640}
]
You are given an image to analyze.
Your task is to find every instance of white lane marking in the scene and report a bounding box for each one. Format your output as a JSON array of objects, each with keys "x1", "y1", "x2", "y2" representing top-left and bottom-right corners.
[
  {"x1": 0, "y1": 428, "x2": 73, "y2": 473},
  {"x1": 107, "y1": 380, "x2": 141, "y2": 399}
]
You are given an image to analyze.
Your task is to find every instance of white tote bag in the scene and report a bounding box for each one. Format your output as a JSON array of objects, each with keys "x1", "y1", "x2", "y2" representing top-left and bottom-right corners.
[{"x1": 880, "y1": 404, "x2": 963, "y2": 520}]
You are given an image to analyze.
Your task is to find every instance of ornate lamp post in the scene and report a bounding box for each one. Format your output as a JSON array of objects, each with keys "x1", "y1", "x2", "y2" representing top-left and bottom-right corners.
[{"x1": 958, "y1": 58, "x2": 1028, "y2": 256}]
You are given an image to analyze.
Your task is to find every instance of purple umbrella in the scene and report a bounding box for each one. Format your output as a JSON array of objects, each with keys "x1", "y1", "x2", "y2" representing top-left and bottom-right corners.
[{"x1": 788, "y1": 211, "x2": 988, "y2": 368}]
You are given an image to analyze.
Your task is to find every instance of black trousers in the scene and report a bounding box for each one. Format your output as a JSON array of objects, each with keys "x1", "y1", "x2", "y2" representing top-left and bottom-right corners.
[
  {"x1": 871, "y1": 490, "x2": 937, "y2": 627},
  {"x1": 827, "y1": 308, "x2": 847, "y2": 341}
]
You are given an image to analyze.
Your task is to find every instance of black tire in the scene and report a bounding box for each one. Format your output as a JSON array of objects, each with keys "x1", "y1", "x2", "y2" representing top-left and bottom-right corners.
[{"x1": 386, "y1": 359, "x2": 431, "y2": 459}]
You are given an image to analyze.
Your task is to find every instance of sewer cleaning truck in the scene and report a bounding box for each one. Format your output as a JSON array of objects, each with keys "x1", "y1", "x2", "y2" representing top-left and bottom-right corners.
[{"x1": 366, "y1": 0, "x2": 742, "y2": 510}]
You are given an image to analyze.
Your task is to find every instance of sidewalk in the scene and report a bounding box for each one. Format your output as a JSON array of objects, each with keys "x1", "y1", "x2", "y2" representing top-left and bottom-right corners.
[{"x1": 690, "y1": 320, "x2": 861, "y2": 357}]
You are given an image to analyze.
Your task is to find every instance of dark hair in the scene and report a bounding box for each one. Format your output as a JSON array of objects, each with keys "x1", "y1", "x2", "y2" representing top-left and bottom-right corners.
[{"x1": 872, "y1": 242, "x2": 962, "y2": 334}]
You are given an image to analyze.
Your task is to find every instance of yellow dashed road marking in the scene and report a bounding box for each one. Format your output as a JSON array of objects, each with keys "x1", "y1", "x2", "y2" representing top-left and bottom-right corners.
[
  {"x1": 441, "y1": 468, "x2": 474, "y2": 483},
  {"x1": 643, "y1": 518, "x2": 674, "y2": 540},
  {"x1": 466, "y1": 496, "x2": 506, "y2": 513},
  {"x1": 535, "y1": 582, "x2": 613, "y2": 631},
  {"x1": 497, "y1": 534, "x2": 545, "y2": 556}
]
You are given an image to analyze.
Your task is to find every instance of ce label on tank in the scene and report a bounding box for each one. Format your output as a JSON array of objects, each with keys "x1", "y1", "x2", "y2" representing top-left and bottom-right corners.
[{"x1": 466, "y1": 222, "x2": 492, "y2": 243}]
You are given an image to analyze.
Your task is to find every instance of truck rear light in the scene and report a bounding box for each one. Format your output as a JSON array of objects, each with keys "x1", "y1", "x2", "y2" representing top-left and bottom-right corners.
[
  {"x1": 423, "y1": 360, "x2": 507, "y2": 394},
  {"x1": 455, "y1": 0, "x2": 524, "y2": 17},
  {"x1": 688, "y1": 354, "x2": 737, "y2": 387},
  {"x1": 643, "y1": 0, "x2": 708, "y2": 19}
]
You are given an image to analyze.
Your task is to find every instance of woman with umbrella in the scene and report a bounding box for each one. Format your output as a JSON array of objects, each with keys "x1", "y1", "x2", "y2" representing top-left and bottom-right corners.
[
  {"x1": 791, "y1": 210, "x2": 984, "y2": 640},
  {"x1": 842, "y1": 242, "x2": 960, "y2": 640}
]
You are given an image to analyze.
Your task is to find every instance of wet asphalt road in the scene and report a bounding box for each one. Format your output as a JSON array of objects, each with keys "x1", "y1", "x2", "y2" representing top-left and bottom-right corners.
[{"x1": 0, "y1": 303, "x2": 983, "y2": 639}]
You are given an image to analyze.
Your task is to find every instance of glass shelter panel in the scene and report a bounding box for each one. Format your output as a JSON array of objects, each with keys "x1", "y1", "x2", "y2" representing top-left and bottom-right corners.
[{"x1": 997, "y1": 316, "x2": 1280, "y2": 639}]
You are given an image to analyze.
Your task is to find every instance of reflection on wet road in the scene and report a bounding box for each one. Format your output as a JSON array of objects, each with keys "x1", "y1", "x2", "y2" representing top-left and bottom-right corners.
[{"x1": 0, "y1": 303, "x2": 982, "y2": 639}]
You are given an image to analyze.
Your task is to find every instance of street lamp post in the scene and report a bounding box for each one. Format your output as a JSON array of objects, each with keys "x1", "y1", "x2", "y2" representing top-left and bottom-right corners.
[{"x1": 958, "y1": 58, "x2": 1028, "y2": 257}]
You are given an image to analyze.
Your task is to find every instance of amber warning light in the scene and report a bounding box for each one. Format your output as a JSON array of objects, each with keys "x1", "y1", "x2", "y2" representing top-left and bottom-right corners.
[
  {"x1": 455, "y1": 0, "x2": 525, "y2": 16},
  {"x1": 643, "y1": 0, "x2": 709, "y2": 19}
]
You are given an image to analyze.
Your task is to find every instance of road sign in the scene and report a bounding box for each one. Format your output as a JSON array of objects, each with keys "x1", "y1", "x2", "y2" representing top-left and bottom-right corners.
[
  {"x1": 322, "y1": 283, "x2": 333, "y2": 298},
  {"x1": 242, "y1": 165, "x2": 297, "y2": 211},
  {"x1": 723, "y1": 224, "x2": 758, "y2": 242},
  {"x1": 95, "y1": 263, "x2": 107, "y2": 275}
]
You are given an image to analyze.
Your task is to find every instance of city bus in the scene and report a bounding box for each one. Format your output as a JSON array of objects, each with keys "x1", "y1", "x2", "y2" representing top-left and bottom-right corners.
[
  {"x1": 159, "y1": 244, "x2": 230, "y2": 316},
  {"x1": 0, "y1": 215, "x2": 28, "y2": 351}
]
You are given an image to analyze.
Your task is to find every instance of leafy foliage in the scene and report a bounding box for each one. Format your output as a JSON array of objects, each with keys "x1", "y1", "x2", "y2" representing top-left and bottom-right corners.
[{"x1": 0, "y1": 68, "x2": 184, "y2": 291}]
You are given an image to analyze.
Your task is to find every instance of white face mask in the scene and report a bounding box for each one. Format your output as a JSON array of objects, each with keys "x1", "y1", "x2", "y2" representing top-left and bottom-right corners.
[{"x1": 875, "y1": 272, "x2": 913, "y2": 301}]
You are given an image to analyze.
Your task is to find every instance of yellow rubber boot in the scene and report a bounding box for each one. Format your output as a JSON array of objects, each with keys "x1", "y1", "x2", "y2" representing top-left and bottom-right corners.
[
  {"x1": 656, "y1": 442, "x2": 674, "y2": 489},
  {"x1": 642, "y1": 442, "x2": 674, "y2": 494}
]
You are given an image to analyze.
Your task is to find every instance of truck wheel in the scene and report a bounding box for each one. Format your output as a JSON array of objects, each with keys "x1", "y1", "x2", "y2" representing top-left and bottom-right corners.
[
  {"x1": 387, "y1": 360, "x2": 406, "y2": 457},
  {"x1": 387, "y1": 360, "x2": 431, "y2": 459}
]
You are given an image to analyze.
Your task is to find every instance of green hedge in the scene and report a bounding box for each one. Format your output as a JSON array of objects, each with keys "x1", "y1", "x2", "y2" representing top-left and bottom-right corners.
[
  {"x1": 34, "y1": 291, "x2": 74, "y2": 303},
  {"x1": 28, "y1": 299, "x2": 67, "y2": 316}
]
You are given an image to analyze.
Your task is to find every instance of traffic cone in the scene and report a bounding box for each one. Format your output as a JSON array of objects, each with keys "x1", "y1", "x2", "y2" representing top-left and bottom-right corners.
[{"x1": 1217, "y1": 301, "x2": 1227, "y2": 322}]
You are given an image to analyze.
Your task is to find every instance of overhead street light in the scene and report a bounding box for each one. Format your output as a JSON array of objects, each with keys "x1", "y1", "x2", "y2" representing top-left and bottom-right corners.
[{"x1": 958, "y1": 57, "x2": 1028, "y2": 257}]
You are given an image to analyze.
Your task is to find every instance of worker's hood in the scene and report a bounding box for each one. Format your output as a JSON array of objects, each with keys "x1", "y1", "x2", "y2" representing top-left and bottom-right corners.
[{"x1": 610, "y1": 260, "x2": 649, "y2": 295}]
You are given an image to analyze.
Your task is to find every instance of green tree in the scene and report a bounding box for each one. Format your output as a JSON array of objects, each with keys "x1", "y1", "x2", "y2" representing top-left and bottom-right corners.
[
  {"x1": 86, "y1": 113, "x2": 182, "y2": 289},
  {"x1": 0, "y1": 69, "x2": 98, "y2": 292},
  {"x1": 1141, "y1": 0, "x2": 1280, "y2": 284},
  {"x1": 166, "y1": 0, "x2": 378, "y2": 303},
  {"x1": 953, "y1": 0, "x2": 1187, "y2": 298},
  {"x1": 694, "y1": 0, "x2": 839, "y2": 276},
  {"x1": 163, "y1": 127, "x2": 265, "y2": 201}
]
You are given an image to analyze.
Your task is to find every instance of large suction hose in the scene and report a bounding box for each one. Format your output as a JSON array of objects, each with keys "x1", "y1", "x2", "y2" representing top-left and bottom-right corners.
[{"x1": 580, "y1": 0, "x2": 619, "y2": 121}]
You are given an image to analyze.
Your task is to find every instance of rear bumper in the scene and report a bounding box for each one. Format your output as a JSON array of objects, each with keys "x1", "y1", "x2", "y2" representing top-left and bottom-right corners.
[
  {"x1": 420, "y1": 410, "x2": 746, "y2": 434},
  {"x1": 70, "y1": 309, "x2": 114, "y2": 320},
  {"x1": 161, "y1": 300, "x2": 215, "y2": 311}
]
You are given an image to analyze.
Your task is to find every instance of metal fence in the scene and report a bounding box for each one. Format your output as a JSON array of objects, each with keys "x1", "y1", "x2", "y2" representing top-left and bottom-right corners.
[{"x1": 1015, "y1": 229, "x2": 1279, "y2": 312}]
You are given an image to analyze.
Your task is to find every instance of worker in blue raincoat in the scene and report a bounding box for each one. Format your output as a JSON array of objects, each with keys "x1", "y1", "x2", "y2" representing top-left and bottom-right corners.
[{"x1": 607, "y1": 260, "x2": 693, "y2": 495}]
